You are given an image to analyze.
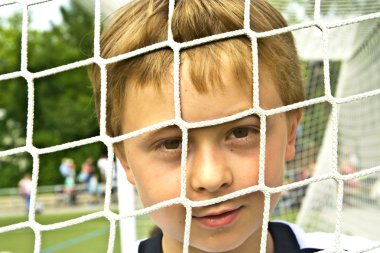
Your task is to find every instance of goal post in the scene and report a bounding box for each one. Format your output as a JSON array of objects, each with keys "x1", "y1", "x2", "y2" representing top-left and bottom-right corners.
[{"x1": 116, "y1": 158, "x2": 136, "y2": 252}]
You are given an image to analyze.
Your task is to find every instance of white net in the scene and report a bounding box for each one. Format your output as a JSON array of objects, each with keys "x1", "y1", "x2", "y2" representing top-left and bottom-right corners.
[
  {"x1": 0, "y1": 0, "x2": 380, "y2": 253},
  {"x1": 296, "y1": 16, "x2": 380, "y2": 240}
]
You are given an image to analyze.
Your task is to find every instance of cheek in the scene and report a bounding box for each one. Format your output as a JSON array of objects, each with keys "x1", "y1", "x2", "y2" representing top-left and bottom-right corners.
[
  {"x1": 265, "y1": 149, "x2": 285, "y2": 187},
  {"x1": 129, "y1": 157, "x2": 181, "y2": 206},
  {"x1": 264, "y1": 152, "x2": 284, "y2": 187},
  {"x1": 227, "y1": 149, "x2": 261, "y2": 187},
  {"x1": 264, "y1": 134, "x2": 287, "y2": 187},
  {"x1": 227, "y1": 142, "x2": 285, "y2": 188},
  {"x1": 150, "y1": 205, "x2": 186, "y2": 242}
]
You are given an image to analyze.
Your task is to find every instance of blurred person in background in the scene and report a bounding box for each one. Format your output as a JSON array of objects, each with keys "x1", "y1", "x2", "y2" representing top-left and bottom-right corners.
[{"x1": 18, "y1": 173, "x2": 32, "y2": 212}]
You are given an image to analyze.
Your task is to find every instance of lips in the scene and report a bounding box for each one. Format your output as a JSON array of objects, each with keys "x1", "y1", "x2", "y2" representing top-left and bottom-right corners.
[{"x1": 192, "y1": 207, "x2": 242, "y2": 228}]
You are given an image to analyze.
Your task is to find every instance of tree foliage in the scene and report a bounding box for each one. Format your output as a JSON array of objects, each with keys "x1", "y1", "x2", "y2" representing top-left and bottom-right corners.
[{"x1": 0, "y1": 0, "x2": 105, "y2": 188}]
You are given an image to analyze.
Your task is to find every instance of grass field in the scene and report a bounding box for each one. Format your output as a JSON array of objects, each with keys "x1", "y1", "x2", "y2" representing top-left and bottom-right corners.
[
  {"x1": 0, "y1": 208, "x2": 297, "y2": 253},
  {"x1": 0, "y1": 212, "x2": 155, "y2": 253}
]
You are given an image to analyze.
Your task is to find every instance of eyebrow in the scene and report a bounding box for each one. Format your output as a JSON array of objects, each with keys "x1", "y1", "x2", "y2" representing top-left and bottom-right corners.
[
  {"x1": 237, "y1": 114, "x2": 260, "y2": 122},
  {"x1": 222, "y1": 114, "x2": 261, "y2": 126},
  {"x1": 140, "y1": 125, "x2": 181, "y2": 142},
  {"x1": 139, "y1": 115, "x2": 261, "y2": 141}
]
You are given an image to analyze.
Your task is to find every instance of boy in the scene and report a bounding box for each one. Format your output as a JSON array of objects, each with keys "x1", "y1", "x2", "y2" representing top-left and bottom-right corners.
[{"x1": 89, "y1": 0, "x2": 378, "y2": 252}]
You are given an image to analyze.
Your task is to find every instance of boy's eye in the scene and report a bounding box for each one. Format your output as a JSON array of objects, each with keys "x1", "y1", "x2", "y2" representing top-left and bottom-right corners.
[
  {"x1": 227, "y1": 126, "x2": 259, "y2": 142},
  {"x1": 231, "y1": 128, "x2": 250, "y2": 138},
  {"x1": 162, "y1": 139, "x2": 182, "y2": 150}
]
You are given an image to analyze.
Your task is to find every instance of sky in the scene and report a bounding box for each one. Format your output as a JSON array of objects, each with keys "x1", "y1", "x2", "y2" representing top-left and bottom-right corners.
[
  {"x1": 0, "y1": 0, "x2": 69, "y2": 30},
  {"x1": 0, "y1": 0, "x2": 132, "y2": 30}
]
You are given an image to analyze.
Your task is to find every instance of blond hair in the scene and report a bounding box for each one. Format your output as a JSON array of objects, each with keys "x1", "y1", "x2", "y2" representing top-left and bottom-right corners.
[{"x1": 89, "y1": 0, "x2": 305, "y2": 137}]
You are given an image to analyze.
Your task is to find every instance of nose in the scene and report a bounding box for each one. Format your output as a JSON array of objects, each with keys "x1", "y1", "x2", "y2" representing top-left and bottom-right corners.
[{"x1": 188, "y1": 144, "x2": 233, "y2": 194}]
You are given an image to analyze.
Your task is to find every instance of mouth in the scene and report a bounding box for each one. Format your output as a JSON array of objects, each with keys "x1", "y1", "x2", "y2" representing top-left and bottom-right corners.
[{"x1": 192, "y1": 206, "x2": 242, "y2": 228}]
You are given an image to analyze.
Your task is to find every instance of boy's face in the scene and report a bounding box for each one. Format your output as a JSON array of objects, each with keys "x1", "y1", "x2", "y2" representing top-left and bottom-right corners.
[{"x1": 117, "y1": 60, "x2": 300, "y2": 252}]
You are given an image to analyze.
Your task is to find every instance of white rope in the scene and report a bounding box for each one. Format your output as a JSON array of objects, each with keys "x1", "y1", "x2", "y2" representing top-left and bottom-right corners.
[
  {"x1": 20, "y1": 3, "x2": 29, "y2": 73},
  {"x1": 259, "y1": 192, "x2": 271, "y2": 253},
  {"x1": 0, "y1": 1, "x2": 379, "y2": 253},
  {"x1": 107, "y1": 219, "x2": 116, "y2": 253},
  {"x1": 314, "y1": 0, "x2": 321, "y2": 22}
]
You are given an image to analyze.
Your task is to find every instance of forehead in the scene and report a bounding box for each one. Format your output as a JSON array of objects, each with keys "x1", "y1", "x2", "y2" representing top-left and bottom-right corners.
[
  {"x1": 122, "y1": 60, "x2": 283, "y2": 134},
  {"x1": 180, "y1": 59, "x2": 253, "y2": 122}
]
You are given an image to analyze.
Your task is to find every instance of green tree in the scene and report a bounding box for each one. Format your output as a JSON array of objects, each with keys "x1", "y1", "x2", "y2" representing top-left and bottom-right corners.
[{"x1": 0, "y1": 0, "x2": 105, "y2": 187}]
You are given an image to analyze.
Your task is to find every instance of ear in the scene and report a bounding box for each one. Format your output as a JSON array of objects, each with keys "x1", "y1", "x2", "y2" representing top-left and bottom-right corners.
[
  {"x1": 114, "y1": 144, "x2": 136, "y2": 185},
  {"x1": 285, "y1": 110, "x2": 303, "y2": 161}
]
